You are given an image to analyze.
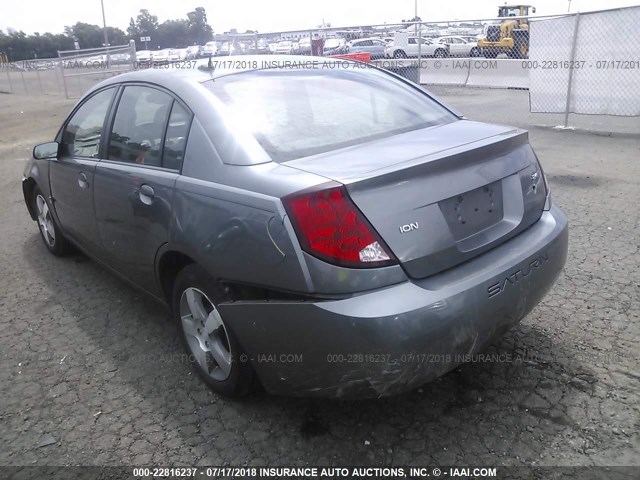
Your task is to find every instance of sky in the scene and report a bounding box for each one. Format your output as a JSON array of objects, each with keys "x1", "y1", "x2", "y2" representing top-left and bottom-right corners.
[{"x1": 1, "y1": 0, "x2": 639, "y2": 35}]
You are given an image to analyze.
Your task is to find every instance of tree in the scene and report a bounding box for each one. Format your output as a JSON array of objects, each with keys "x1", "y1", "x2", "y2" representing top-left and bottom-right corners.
[
  {"x1": 127, "y1": 18, "x2": 140, "y2": 38},
  {"x1": 187, "y1": 7, "x2": 213, "y2": 45},
  {"x1": 106, "y1": 27, "x2": 127, "y2": 46},
  {"x1": 156, "y1": 20, "x2": 190, "y2": 48},
  {"x1": 64, "y1": 22, "x2": 103, "y2": 48},
  {"x1": 0, "y1": 28, "x2": 72, "y2": 60},
  {"x1": 136, "y1": 9, "x2": 159, "y2": 37},
  {"x1": 0, "y1": 6, "x2": 217, "y2": 60}
]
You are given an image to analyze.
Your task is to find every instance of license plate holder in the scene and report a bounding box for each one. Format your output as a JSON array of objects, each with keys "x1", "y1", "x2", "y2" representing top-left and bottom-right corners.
[{"x1": 439, "y1": 181, "x2": 504, "y2": 241}]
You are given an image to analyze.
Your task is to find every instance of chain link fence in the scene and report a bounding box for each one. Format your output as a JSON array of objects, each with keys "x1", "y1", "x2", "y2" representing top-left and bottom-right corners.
[
  {"x1": 0, "y1": 43, "x2": 136, "y2": 98},
  {"x1": 1, "y1": 6, "x2": 638, "y2": 131}
]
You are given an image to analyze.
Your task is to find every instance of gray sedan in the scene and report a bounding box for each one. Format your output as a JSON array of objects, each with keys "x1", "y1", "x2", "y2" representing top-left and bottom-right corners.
[
  {"x1": 345, "y1": 38, "x2": 388, "y2": 59},
  {"x1": 23, "y1": 56, "x2": 568, "y2": 398}
]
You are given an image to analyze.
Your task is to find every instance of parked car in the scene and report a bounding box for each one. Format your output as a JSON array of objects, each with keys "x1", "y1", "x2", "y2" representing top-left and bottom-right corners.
[
  {"x1": 461, "y1": 35, "x2": 481, "y2": 44},
  {"x1": 202, "y1": 41, "x2": 218, "y2": 57},
  {"x1": 385, "y1": 34, "x2": 449, "y2": 58},
  {"x1": 435, "y1": 36, "x2": 481, "y2": 57},
  {"x1": 110, "y1": 53, "x2": 131, "y2": 64},
  {"x1": 23, "y1": 55, "x2": 567, "y2": 398},
  {"x1": 185, "y1": 45, "x2": 203, "y2": 60},
  {"x1": 152, "y1": 49, "x2": 170, "y2": 63},
  {"x1": 216, "y1": 42, "x2": 231, "y2": 56},
  {"x1": 323, "y1": 37, "x2": 346, "y2": 56},
  {"x1": 345, "y1": 37, "x2": 387, "y2": 59},
  {"x1": 167, "y1": 48, "x2": 187, "y2": 62},
  {"x1": 273, "y1": 40, "x2": 294, "y2": 54},
  {"x1": 292, "y1": 38, "x2": 312, "y2": 55},
  {"x1": 136, "y1": 50, "x2": 152, "y2": 63}
]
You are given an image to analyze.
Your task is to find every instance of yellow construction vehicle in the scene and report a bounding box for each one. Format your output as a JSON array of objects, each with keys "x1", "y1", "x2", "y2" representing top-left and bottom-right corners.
[{"x1": 477, "y1": 5, "x2": 536, "y2": 59}]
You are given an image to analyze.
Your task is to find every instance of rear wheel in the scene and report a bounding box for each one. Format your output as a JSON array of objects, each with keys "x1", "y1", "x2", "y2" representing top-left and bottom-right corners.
[
  {"x1": 173, "y1": 264, "x2": 255, "y2": 397},
  {"x1": 434, "y1": 48, "x2": 448, "y2": 58},
  {"x1": 393, "y1": 49, "x2": 407, "y2": 59},
  {"x1": 32, "y1": 186, "x2": 71, "y2": 256},
  {"x1": 470, "y1": 47, "x2": 480, "y2": 57}
]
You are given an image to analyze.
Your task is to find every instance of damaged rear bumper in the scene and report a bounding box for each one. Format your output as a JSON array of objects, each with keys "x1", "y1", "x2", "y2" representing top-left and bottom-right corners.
[{"x1": 219, "y1": 206, "x2": 568, "y2": 398}]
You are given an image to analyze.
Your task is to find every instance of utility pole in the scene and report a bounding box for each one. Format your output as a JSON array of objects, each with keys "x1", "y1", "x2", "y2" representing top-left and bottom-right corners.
[
  {"x1": 416, "y1": 0, "x2": 422, "y2": 83},
  {"x1": 100, "y1": 0, "x2": 111, "y2": 67},
  {"x1": 568, "y1": 0, "x2": 572, "y2": 13}
]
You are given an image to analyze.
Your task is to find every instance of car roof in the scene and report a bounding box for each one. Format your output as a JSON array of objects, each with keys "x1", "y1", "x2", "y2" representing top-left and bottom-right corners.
[
  {"x1": 349, "y1": 37, "x2": 384, "y2": 43},
  {"x1": 90, "y1": 55, "x2": 365, "y2": 92}
]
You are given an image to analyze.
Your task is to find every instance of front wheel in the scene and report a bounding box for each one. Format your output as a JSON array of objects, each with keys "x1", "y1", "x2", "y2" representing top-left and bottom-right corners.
[
  {"x1": 393, "y1": 50, "x2": 407, "y2": 59},
  {"x1": 173, "y1": 264, "x2": 255, "y2": 397},
  {"x1": 434, "y1": 49, "x2": 448, "y2": 58},
  {"x1": 470, "y1": 47, "x2": 480, "y2": 57},
  {"x1": 32, "y1": 185, "x2": 72, "y2": 256}
]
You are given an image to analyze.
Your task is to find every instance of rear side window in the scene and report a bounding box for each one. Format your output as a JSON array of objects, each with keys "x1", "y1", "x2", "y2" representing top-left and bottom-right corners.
[
  {"x1": 108, "y1": 86, "x2": 173, "y2": 167},
  {"x1": 162, "y1": 102, "x2": 191, "y2": 171},
  {"x1": 62, "y1": 88, "x2": 115, "y2": 158},
  {"x1": 206, "y1": 67, "x2": 457, "y2": 162}
]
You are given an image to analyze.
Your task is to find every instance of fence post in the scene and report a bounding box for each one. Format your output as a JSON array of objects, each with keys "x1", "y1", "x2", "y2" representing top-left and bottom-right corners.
[
  {"x1": 53, "y1": 60, "x2": 61, "y2": 95},
  {"x1": 129, "y1": 39, "x2": 136, "y2": 71},
  {"x1": 20, "y1": 69, "x2": 27, "y2": 93},
  {"x1": 36, "y1": 66, "x2": 43, "y2": 94},
  {"x1": 58, "y1": 52, "x2": 70, "y2": 99},
  {"x1": 5, "y1": 67, "x2": 13, "y2": 93},
  {"x1": 563, "y1": 12, "x2": 581, "y2": 128},
  {"x1": 417, "y1": 22, "x2": 422, "y2": 84}
]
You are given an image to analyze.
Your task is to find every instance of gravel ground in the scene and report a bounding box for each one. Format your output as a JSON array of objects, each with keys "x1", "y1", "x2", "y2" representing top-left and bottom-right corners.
[{"x1": 0, "y1": 90, "x2": 638, "y2": 472}]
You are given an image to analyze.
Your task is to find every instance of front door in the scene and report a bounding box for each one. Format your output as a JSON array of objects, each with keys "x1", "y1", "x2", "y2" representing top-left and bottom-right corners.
[{"x1": 49, "y1": 87, "x2": 116, "y2": 255}]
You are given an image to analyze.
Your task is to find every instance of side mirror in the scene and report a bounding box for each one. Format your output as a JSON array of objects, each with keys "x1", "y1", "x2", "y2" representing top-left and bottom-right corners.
[
  {"x1": 532, "y1": 7, "x2": 537, "y2": 14},
  {"x1": 33, "y1": 141, "x2": 60, "y2": 160}
]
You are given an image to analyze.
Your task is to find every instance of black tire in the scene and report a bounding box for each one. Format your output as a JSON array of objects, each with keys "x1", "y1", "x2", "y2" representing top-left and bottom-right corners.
[
  {"x1": 172, "y1": 264, "x2": 255, "y2": 398},
  {"x1": 470, "y1": 47, "x2": 480, "y2": 57},
  {"x1": 393, "y1": 49, "x2": 407, "y2": 59},
  {"x1": 32, "y1": 185, "x2": 72, "y2": 256},
  {"x1": 434, "y1": 48, "x2": 448, "y2": 58},
  {"x1": 484, "y1": 49, "x2": 498, "y2": 58}
]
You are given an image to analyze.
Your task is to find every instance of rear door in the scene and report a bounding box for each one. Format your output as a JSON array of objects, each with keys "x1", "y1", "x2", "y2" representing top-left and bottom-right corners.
[
  {"x1": 451, "y1": 37, "x2": 468, "y2": 56},
  {"x1": 50, "y1": 87, "x2": 116, "y2": 254},
  {"x1": 93, "y1": 84, "x2": 192, "y2": 292},
  {"x1": 371, "y1": 39, "x2": 387, "y2": 57}
]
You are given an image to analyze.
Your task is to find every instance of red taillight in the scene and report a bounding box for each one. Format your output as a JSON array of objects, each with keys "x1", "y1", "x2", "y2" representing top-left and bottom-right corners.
[{"x1": 283, "y1": 184, "x2": 396, "y2": 268}]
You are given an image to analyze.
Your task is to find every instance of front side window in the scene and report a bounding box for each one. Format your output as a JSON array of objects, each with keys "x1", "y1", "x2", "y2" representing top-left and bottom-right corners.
[
  {"x1": 206, "y1": 67, "x2": 457, "y2": 162},
  {"x1": 62, "y1": 88, "x2": 115, "y2": 158},
  {"x1": 108, "y1": 86, "x2": 173, "y2": 167}
]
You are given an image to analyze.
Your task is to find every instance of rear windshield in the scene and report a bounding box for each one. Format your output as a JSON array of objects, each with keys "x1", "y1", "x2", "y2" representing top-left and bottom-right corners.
[{"x1": 206, "y1": 66, "x2": 458, "y2": 162}]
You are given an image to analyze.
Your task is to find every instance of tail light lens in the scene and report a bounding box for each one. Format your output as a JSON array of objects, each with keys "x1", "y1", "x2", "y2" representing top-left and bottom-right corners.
[{"x1": 283, "y1": 184, "x2": 397, "y2": 268}]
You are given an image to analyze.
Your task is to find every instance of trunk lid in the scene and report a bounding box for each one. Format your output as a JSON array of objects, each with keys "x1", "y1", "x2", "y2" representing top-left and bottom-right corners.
[{"x1": 286, "y1": 120, "x2": 547, "y2": 278}]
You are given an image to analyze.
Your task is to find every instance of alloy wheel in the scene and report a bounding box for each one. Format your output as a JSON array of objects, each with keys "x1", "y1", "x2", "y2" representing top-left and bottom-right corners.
[
  {"x1": 36, "y1": 194, "x2": 55, "y2": 247},
  {"x1": 179, "y1": 287, "x2": 232, "y2": 381}
]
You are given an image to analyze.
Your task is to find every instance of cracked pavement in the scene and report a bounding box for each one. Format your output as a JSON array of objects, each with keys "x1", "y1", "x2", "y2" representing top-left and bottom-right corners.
[{"x1": 0, "y1": 89, "x2": 638, "y2": 469}]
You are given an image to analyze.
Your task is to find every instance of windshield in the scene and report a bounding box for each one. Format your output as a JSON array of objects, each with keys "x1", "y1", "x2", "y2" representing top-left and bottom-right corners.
[
  {"x1": 325, "y1": 39, "x2": 343, "y2": 48},
  {"x1": 206, "y1": 66, "x2": 458, "y2": 162}
]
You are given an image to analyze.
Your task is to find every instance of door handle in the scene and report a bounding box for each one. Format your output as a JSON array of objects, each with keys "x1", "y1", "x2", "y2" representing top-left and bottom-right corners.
[
  {"x1": 138, "y1": 184, "x2": 155, "y2": 205},
  {"x1": 78, "y1": 172, "x2": 89, "y2": 189}
]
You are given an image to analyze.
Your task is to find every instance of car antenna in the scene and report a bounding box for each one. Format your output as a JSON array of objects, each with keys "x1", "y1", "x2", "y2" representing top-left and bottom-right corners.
[{"x1": 198, "y1": 53, "x2": 216, "y2": 77}]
